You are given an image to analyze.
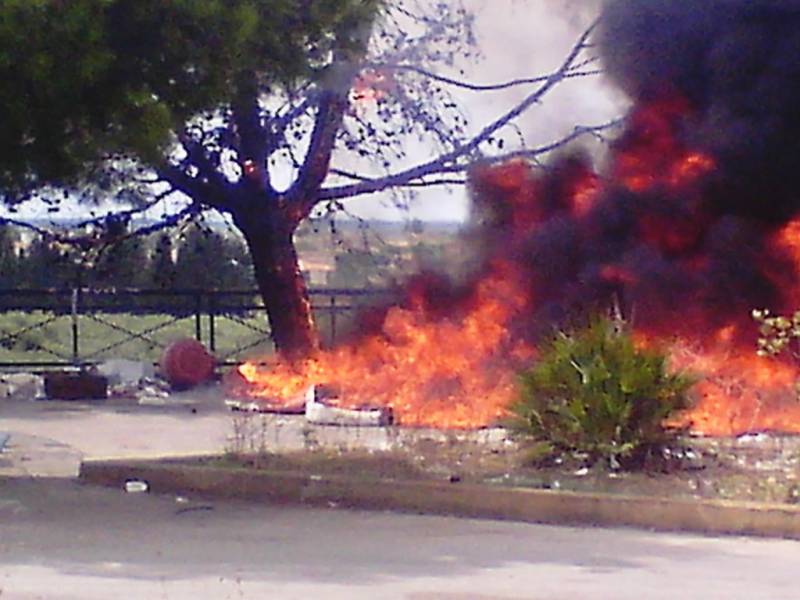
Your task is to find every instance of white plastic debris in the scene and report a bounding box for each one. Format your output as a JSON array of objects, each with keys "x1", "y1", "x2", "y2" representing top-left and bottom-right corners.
[
  {"x1": 736, "y1": 432, "x2": 769, "y2": 445},
  {"x1": 97, "y1": 360, "x2": 155, "y2": 388},
  {"x1": 225, "y1": 398, "x2": 261, "y2": 412},
  {"x1": 1, "y1": 373, "x2": 45, "y2": 400},
  {"x1": 124, "y1": 479, "x2": 149, "y2": 493},
  {"x1": 136, "y1": 383, "x2": 171, "y2": 406},
  {"x1": 304, "y1": 385, "x2": 392, "y2": 427}
]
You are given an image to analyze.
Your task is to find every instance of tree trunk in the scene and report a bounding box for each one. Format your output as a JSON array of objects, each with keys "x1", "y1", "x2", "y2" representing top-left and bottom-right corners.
[{"x1": 234, "y1": 204, "x2": 319, "y2": 359}]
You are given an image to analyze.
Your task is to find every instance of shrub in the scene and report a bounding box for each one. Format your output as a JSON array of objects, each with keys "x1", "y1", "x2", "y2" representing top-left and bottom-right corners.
[{"x1": 509, "y1": 317, "x2": 694, "y2": 466}]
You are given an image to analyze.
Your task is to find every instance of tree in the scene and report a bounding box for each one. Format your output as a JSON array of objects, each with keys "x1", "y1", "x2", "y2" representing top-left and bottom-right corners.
[
  {"x1": 0, "y1": 0, "x2": 375, "y2": 197},
  {"x1": 90, "y1": 235, "x2": 150, "y2": 289},
  {"x1": 0, "y1": 225, "x2": 20, "y2": 288},
  {"x1": 0, "y1": 1, "x2": 618, "y2": 357},
  {"x1": 149, "y1": 233, "x2": 178, "y2": 292},
  {"x1": 174, "y1": 226, "x2": 239, "y2": 291},
  {"x1": 17, "y1": 238, "x2": 73, "y2": 289}
]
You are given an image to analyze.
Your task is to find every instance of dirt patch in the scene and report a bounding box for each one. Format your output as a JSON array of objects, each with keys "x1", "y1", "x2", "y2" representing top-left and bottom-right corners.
[{"x1": 181, "y1": 429, "x2": 800, "y2": 505}]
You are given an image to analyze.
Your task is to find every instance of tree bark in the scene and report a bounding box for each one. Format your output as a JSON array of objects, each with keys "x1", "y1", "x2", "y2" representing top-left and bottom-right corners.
[{"x1": 233, "y1": 202, "x2": 319, "y2": 359}]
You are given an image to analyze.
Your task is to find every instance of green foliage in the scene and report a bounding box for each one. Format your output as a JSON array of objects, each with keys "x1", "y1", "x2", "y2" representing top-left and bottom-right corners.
[
  {"x1": 0, "y1": 0, "x2": 381, "y2": 196},
  {"x1": 174, "y1": 226, "x2": 253, "y2": 291},
  {"x1": 16, "y1": 238, "x2": 76, "y2": 289},
  {"x1": 1, "y1": 225, "x2": 255, "y2": 299},
  {"x1": 91, "y1": 236, "x2": 149, "y2": 289},
  {"x1": 509, "y1": 317, "x2": 694, "y2": 465},
  {"x1": 150, "y1": 234, "x2": 178, "y2": 291},
  {"x1": 0, "y1": 226, "x2": 19, "y2": 287}
]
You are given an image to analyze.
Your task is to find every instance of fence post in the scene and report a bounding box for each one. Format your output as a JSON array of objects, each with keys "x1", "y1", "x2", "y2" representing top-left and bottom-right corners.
[
  {"x1": 209, "y1": 293, "x2": 216, "y2": 354},
  {"x1": 71, "y1": 288, "x2": 80, "y2": 365},
  {"x1": 194, "y1": 292, "x2": 203, "y2": 342}
]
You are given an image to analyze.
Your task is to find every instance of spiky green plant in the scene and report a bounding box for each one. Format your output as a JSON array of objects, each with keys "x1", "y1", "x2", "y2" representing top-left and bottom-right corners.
[{"x1": 509, "y1": 317, "x2": 694, "y2": 465}]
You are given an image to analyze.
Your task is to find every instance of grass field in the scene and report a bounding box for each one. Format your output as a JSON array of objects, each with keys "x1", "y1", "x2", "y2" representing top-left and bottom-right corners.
[
  {"x1": 0, "y1": 299, "x2": 376, "y2": 367},
  {"x1": 0, "y1": 311, "x2": 279, "y2": 366}
]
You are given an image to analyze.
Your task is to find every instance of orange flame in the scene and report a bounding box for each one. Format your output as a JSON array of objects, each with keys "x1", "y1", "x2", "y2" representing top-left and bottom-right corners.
[
  {"x1": 240, "y1": 265, "x2": 534, "y2": 428},
  {"x1": 667, "y1": 339, "x2": 800, "y2": 435},
  {"x1": 239, "y1": 95, "x2": 800, "y2": 436}
]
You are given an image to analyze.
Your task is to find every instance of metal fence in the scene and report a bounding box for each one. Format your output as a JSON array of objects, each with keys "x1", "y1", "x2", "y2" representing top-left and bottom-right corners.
[{"x1": 0, "y1": 288, "x2": 389, "y2": 368}]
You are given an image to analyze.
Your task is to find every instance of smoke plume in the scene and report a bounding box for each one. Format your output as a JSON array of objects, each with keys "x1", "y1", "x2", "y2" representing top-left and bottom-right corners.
[
  {"x1": 599, "y1": 0, "x2": 800, "y2": 222},
  {"x1": 464, "y1": 0, "x2": 800, "y2": 341}
]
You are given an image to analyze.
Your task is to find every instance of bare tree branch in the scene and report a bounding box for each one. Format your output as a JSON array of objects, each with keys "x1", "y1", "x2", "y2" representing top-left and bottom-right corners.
[
  {"x1": 291, "y1": 91, "x2": 350, "y2": 204},
  {"x1": 496, "y1": 118, "x2": 624, "y2": 163},
  {"x1": 289, "y1": 21, "x2": 374, "y2": 213},
  {"x1": 365, "y1": 62, "x2": 602, "y2": 92},
  {"x1": 320, "y1": 22, "x2": 605, "y2": 202},
  {"x1": 330, "y1": 167, "x2": 466, "y2": 188},
  {"x1": 0, "y1": 197, "x2": 201, "y2": 250},
  {"x1": 70, "y1": 188, "x2": 173, "y2": 229},
  {"x1": 231, "y1": 80, "x2": 272, "y2": 192},
  {"x1": 156, "y1": 161, "x2": 231, "y2": 213},
  {"x1": 271, "y1": 92, "x2": 317, "y2": 144}
]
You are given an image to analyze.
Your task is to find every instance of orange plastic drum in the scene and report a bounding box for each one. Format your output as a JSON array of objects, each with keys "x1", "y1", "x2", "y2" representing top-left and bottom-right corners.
[{"x1": 160, "y1": 338, "x2": 215, "y2": 388}]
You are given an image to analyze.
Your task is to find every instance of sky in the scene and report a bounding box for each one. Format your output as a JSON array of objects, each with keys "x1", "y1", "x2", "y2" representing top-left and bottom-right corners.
[
  {"x1": 6, "y1": 0, "x2": 626, "y2": 226},
  {"x1": 342, "y1": 0, "x2": 626, "y2": 222}
]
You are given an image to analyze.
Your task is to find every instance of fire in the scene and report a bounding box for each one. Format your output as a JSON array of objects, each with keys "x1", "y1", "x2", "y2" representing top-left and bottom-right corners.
[
  {"x1": 240, "y1": 265, "x2": 534, "y2": 428},
  {"x1": 614, "y1": 96, "x2": 716, "y2": 193},
  {"x1": 351, "y1": 69, "x2": 396, "y2": 106},
  {"x1": 239, "y1": 94, "x2": 800, "y2": 436},
  {"x1": 667, "y1": 340, "x2": 800, "y2": 436}
]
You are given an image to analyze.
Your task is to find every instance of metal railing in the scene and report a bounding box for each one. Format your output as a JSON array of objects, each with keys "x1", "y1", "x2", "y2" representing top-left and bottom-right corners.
[{"x1": 0, "y1": 287, "x2": 390, "y2": 368}]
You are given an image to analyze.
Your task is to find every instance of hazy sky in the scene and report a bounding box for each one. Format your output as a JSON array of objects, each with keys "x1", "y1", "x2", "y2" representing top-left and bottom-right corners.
[{"x1": 345, "y1": 0, "x2": 626, "y2": 221}]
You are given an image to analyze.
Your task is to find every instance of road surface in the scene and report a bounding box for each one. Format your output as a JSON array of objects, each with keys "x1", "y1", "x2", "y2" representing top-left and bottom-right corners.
[{"x1": 1, "y1": 478, "x2": 798, "y2": 599}]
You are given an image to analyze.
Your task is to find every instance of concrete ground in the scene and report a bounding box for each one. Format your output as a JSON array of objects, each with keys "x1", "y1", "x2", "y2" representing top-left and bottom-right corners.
[
  {"x1": 0, "y1": 392, "x2": 505, "y2": 477},
  {"x1": 0, "y1": 391, "x2": 232, "y2": 476},
  {"x1": 2, "y1": 478, "x2": 799, "y2": 600}
]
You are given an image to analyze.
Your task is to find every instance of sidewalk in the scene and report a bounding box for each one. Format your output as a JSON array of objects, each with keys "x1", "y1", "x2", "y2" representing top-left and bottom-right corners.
[
  {"x1": 0, "y1": 388, "x2": 435, "y2": 477},
  {"x1": 0, "y1": 390, "x2": 232, "y2": 477}
]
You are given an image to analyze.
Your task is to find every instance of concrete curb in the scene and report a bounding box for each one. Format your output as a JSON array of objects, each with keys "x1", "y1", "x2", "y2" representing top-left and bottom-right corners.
[{"x1": 79, "y1": 459, "x2": 800, "y2": 540}]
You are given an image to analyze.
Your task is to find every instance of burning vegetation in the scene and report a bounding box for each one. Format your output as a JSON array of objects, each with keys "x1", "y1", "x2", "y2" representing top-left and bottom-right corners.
[{"x1": 239, "y1": 0, "x2": 800, "y2": 435}]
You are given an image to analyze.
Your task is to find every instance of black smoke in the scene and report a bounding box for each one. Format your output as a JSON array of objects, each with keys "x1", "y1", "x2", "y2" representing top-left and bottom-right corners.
[
  {"x1": 347, "y1": 1, "x2": 800, "y2": 349},
  {"x1": 469, "y1": 0, "x2": 800, "y2": 340},
  {"x1": 599, "y1": 0, "x2": 800, "y2": 222}
]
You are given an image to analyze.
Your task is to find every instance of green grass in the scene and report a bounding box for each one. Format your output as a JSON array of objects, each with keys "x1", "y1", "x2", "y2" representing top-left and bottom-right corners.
[
  {"x1": 0, "y1": 310, "x2": 277, "y2": 365},
  {"x1": 0, "y1": 292, "x2": 385, "y2": 366}
]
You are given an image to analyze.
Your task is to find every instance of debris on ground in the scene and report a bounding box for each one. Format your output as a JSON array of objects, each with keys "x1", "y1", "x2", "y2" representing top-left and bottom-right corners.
[
  {"x1": 97, "y1": 360, "x2": 155, "y2": 389},
  {"x1": 225, "y1": 397, "x2": 305, "y2": 414},
  {"x1": 124, "y1": 479, "x2": 149, "y2": 493},
  {"x1": 226, "y1": 385, "x2": 393, "y2": 426},
  {"x1": 174, "y1": 504, "x2": 214, "y2": 515},
  {"x1": 1, "y1": 373, "x2": 44, "y2": 400},
  {"x1": 135, "y1": 382, "x2": 172, "y2": 406},
  {"x1": 304, "y1": 385, "x2": 393, "y2": 427},
  {"x1": 0, "y1": 357, "x2": 210, "y2": 406},
  {"x1": 44, "y1": 371, "x2": 108, "y2": 401}
]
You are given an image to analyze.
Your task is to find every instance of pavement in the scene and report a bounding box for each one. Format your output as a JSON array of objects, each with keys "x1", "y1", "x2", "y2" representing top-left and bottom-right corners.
[
  {"x1": 0, "y1": 387, "x2": 233, "y2": 477},
  {"x1": 0, "y1": 388, "x2": 504, "y2": 478},
  {"x1": 2, "y1": 477, "x2": 800, "y2": 600}
]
